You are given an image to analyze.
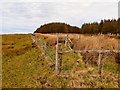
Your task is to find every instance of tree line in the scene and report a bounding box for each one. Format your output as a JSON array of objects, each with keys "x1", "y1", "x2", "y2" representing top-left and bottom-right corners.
[{"x1": 34, "y1": 18, "x2": 120, "y2": 34}]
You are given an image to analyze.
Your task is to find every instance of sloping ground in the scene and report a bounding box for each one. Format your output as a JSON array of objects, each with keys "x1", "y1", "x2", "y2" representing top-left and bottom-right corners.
[
  {"x1": 2, "y1": 34, "x2": 119, "y2": 88},
  {"x1": 2, "y1": 34, "x2": 44, "y2": 88},
  {"x1": 2, "y1": 34, "x2": 70, "y2": 88},
  {"x1": 2, "y1": 35, "x2": 56, "y2": 88}
]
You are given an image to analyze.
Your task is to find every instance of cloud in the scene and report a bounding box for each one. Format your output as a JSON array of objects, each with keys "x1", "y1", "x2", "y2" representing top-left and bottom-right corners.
[
  {"x1": 0, "y1": 0, "x2": 119, "y2": 2},
  {"x1": 1, "y1": 1, "x2": 119, "y2": 34},
  {"x1": 118, "y1": 1, "x2": 120, "y2": 18}
]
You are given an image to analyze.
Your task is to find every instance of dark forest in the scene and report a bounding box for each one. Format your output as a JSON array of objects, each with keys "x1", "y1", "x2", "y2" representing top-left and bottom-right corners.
[{"x1": 34, "y1": 18, "x2": 120, "y2": 34}]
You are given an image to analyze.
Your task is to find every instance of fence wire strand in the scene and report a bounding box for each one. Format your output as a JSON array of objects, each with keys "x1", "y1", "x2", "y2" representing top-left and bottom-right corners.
[{"x1": 31, "y1": 35, "x2": 56, "y2": 63}]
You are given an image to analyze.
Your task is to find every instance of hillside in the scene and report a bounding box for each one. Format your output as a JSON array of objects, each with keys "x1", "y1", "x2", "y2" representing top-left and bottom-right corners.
[
  {"x1": 34, "y1": 22, "x2": 81, "y2": 33},
  {"x1": 2, "y1": 34, "x2": 119, "y2": 88},
  {"x1": 34, "y1": 18, "x2": 120, "y2": 34},
  {"x1": 2, "y1": 34, "x2": 77, "y2": 88}
]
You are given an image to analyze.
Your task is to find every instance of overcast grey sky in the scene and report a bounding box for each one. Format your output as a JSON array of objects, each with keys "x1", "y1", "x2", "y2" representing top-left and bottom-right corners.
[{"x1": 0, "y1": 0, "x2": 119, "y2": 34}]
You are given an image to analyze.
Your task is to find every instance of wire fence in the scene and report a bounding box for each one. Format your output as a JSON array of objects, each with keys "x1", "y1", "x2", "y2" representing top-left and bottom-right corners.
[
  {"x1": 31, "y1": 35, "x2": 56, "y2": 64},
  {"x1": 31, "y1": 34, "x2": 120, "y2": 88}
]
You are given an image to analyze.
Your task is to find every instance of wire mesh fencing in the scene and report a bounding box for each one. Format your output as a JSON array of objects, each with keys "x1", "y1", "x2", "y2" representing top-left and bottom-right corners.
[{"x1": 31, "y1": 35, "x2": 56, "y2": 64}]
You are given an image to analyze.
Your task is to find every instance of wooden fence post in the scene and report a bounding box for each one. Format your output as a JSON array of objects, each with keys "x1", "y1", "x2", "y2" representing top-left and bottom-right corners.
[
  {"x1": 43, "y1": 42, "x2": 47, "y2": 55},
  {"x1": 35, "y1": 36, "x2": 37, "y2": 43},
  {"x1": 77, "y1": 34, "x2": 80, "y2": 42},
  {"x1": 65, "y1": 34, "x2": 73, "y2": 50},
  {"x1": 56, "y1": 35, "x2": 62, "y2": 76},
  {"x1": 65, "y1": 34, "x2": 68, "y2": 46},
  {"x1": 98, "y1": 48, "x2": 103, "y2": 76}
]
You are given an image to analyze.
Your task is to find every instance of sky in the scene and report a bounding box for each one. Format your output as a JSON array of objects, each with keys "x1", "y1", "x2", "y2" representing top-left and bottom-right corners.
[{"x1": 0, "y1": 0, "x2": 119, "y2": 34}]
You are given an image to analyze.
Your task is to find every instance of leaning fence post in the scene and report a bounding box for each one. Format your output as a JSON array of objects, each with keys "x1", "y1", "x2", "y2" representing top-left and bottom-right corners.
[
  {"x1": 35, "y1": 36, "x2": 37, "y2": 43},
  {"x1": 65, "y1": 34, "x2": 68, "y2": 46}
]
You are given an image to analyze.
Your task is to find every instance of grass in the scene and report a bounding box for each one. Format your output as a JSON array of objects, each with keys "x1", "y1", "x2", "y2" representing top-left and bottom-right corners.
[
  {"x1": 62, "y1": 52, "x2": 79, "y2": 73},
  {"x1": 36, "y1": 33, "x2": 119, "y2": 50},
  {"x1": 73, "y1": 34, "x2": 118, "y2": 50},
  {"x1": 2, "y1": 34, "x2": 119, "y2": 88},
  {"x1": 2, "y1": 34, "x2": 71, "y2": 88},
  {"x1": 103, "y1": 57, "x2": 119, "y2": 73},
  {"x1": 2, "y1": 34, "x2": 42, "y2": 88}
]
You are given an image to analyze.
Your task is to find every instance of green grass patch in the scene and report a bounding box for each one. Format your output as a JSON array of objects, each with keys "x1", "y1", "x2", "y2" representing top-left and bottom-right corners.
[{"x1": 2, "y1": 34, "x2": 70, "y2": 88}]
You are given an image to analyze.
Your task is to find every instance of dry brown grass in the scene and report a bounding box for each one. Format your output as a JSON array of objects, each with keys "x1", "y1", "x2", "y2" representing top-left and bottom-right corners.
[
  {"x1": 73, "y1": 34, "x2": 118, "y2": 50},
  {"x1": 34, "y1": 33, "x2": 119, "y2": 50},
  {"x1": 46, "y1": 37, "x2": 57, "y2": 46},
  {"x1": 34, "y1": 33, "x2": 119, "y2": 64}
]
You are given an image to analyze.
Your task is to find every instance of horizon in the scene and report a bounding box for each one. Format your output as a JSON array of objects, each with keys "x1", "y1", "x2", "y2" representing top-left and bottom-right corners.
[{"x1": 1, "y1": 0, "x2": 119, "y2": 34}]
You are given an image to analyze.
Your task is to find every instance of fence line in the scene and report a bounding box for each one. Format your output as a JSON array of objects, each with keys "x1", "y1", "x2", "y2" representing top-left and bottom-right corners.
[
  {"x1": 31, "y1": 34, "x2": 119, "y2": 88},
  {"x1": 63, "y1": 49, "x2": 120, "y2": 53},
  {"x1": 31, "y1": 34, "x2": 119, "y2": 77},
  {"x1": 31, "y1": 35, "x2": 56, "y2": 65},
  {"x1": 55, "y1": 34, "x2": 120, "y2": 77}
]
